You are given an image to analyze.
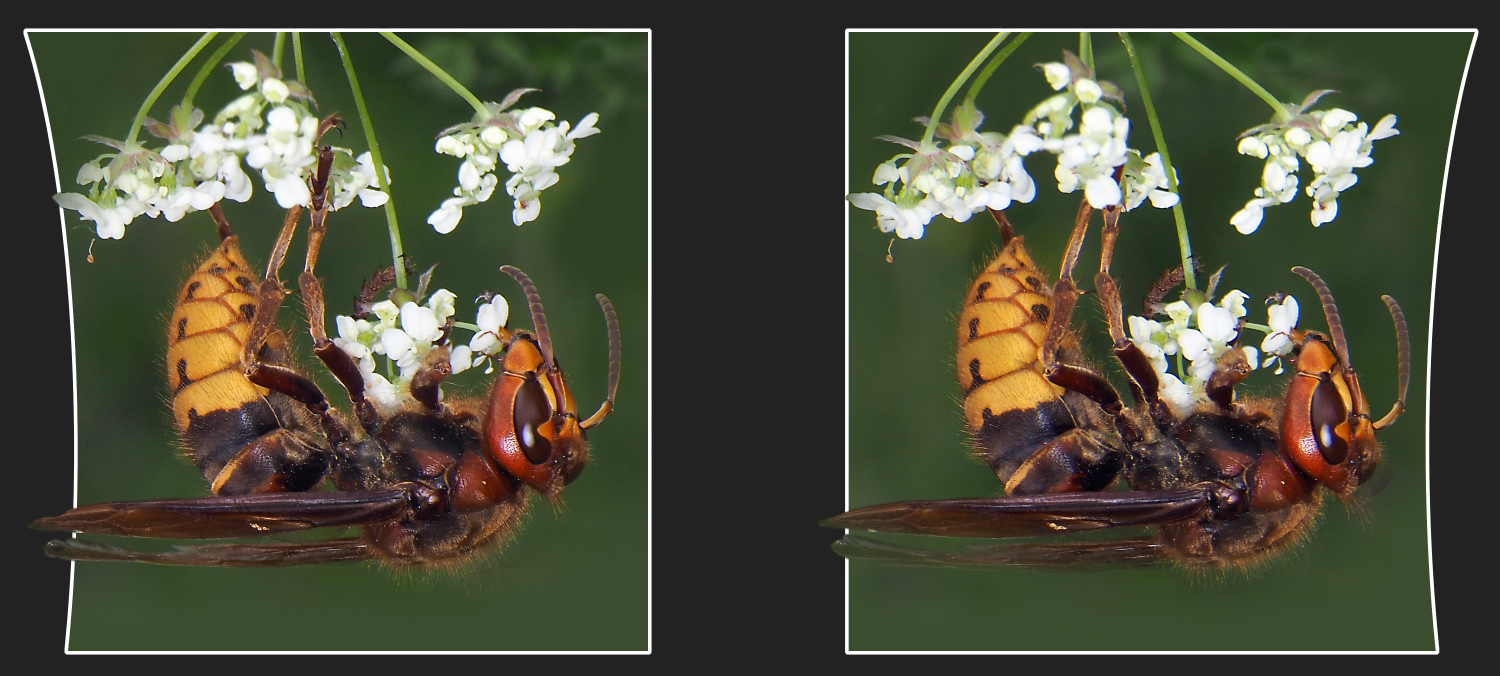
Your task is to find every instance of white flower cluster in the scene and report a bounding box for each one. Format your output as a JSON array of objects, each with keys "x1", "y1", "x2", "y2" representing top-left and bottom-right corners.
[
  {"x1": 848, "y1": 53, "x2": 1177, "y2": 240},
  {"x1": 332, "y1": 288, "x2": 513, "y2": 413},
  {"x1": 1258, "y1": 294, "x2": 1300, "y2": 375},
  {"x1": 1026, "y1": 60, "x2": 1180, "y2": 212},
  {"x1": 53, "y1": 125, "x2": 253, "y2": 240},
  {"x1": 1125, "y1": 288, "x2": 1299, "y2": 415},
  {"x1": 53, "y1": 51, "x2": 389, "y2": 240},
  {"x1": 1231, "y1": 103, "x2": 1398, "y2": 234},
  {"x1": 847, "y1": 120, "x2": 1040, "y2": 240},
  {"x1": 221, "y1": 56, "x2": 391, "y2": 211},
  {"x1": 427, "y1": 91, "x2": 600, "y2": 233}
]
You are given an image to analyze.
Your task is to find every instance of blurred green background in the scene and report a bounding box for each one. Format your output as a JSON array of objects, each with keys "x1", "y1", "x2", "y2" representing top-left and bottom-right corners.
[
  {"x1": 31, "y1": 31, "x2": 647, "y2": 651},
  {"x1": 846, "y1": 31, "x2": 1464, "y2": 651}
]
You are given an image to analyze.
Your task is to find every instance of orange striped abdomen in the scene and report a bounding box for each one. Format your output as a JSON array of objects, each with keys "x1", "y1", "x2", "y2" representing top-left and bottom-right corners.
[
  {"x1": 166, "y1": 236, "x2": 328, "y2": 495},
  {"x1": 957, "y1": 235, "x2": 1090, "y2": 490},
  {"x1": 957, "y1": 235, "x2": 1063, "y2": 431}
]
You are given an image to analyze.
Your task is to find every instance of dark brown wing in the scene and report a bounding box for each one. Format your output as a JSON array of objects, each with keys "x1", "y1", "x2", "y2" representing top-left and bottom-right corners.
[
  {"x1": 821, "y1": 488, "x2": 1210, "y2": 538},
  {"x1": 42, "y1": 537, "x2": 374, "y2": 567},
  {"x1": 832, "y1": 533, "x2": 1168, "y2": 569},
  {"x1": 29, "y1": 488, "x2": 413, "y2": 539}
]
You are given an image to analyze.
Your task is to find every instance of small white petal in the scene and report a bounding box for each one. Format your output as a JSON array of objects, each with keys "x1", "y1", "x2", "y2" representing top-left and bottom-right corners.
[
  {"x1": 380, "y1": 328, "x2": 415, "y2": 361},
  {"x1": 1311, "y1": 197, "x2": 1338, "y2": 226},
  {"x1": 476, "y1": 298, "x2": 509, "y2": 333},
  {"x1": 1369, "y1": 114, "x2": 1400, "y2": 141},
  {"x1": 358, "y1": 189, "x2": 389, "y2": 208},
  {"x1": 427, "y1": 289, "x2": 458, "y2": 322},
  {"x1": 1268, "y1": 296, "x2": 1299, "y2": 333},
  {"x1": 1074, "y1": 79, "x2": 1103, "y2": 104},
  {"x1": 469, "y1": 331, "x2": 501, "y2": 356},
  {"x1": 427, "y1": 197, "x2": 468, "y2": 234},
  {"x1": 450, "y1": 345, "x2": 473, "y2": 374},
  {"x1": 1040, "y1": 63, "x2": 1071, "y2": 90},
  {"x1": 513, "y1": 197, "x2": 541, "y2": 225},
  {"x1": 1128, "y1": 316, "x2": 1161, "y2": 342},
  {"x1": 261, "y1": 78, "x2": 290, "y2": 103},
  {"x1": 229, "y1": 62, "x2": 258, "y2": 90},
  {"x1": 480, "y1": 126, "x2": 508, "y2": 147},
  {"x1": 1164, "y1": 301, "x2": 1192, "y2": 328},
  {"x1": 1261, "y1": 332, "x2": 1291, "y2": 357},
  {"x1": 1178, "y1": 329, "x2": 1210, "y2": 361},
  {"x1": 336, "y1": 315, "x2": 362, "y2": 341},
  {"x1": 567, "y1": 112, "x2": 600, "y2": 139},
  {"x1": 1231, "y1": 198, "x2": 1276, "y2": 235},
  {"x1": 1237, "y1": 137, "x2": 1268, "y2": 158},
  {"x1": 1220, "y1": 290, "x2": 1249, "y2": 319},
  {"x1": 400, "y1": 303, "x2": 441, "y2": 343},
  {"x1": 1084, "y1": 175, "x2": 1122, "y2": 208},
  {"x1": 1196, "y1": 304, "x2": 1237, "y2": 343},
  {"x1": 266, "y1": 106, "x2": 298, "y2": 131},
  {"x1": 272, "y1": 176, "x2": 312, "y2": 208},
  {"x1": 1320, "y1": 108, "x2": 1358, "y2": 135}
]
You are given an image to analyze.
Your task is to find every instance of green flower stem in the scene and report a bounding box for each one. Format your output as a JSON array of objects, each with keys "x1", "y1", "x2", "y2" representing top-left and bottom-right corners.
[
  {"x1": 271, "y1": 32, "x2": 286, "y2": 70},
  {"x1": 293, "y1": 32, "x2": 306, "y2": 84},
  {"x1": 1242, "y1": 322, "x2": 1272, "y2": 334},
  {"x1": 124, "y1": 32, "x2": 217, "y2": 148},
  {"x1": 1173, "y1": 32, "x2": 1285, "y2": 116},
  {"x1": 452, "y1": 321, "x2": 480, "y2": 333},
  {"x1": 963, "y1": 32, "x2": 1031, "y2": 109},
  {"x1": 331, "y1": 32, "x2": 407, "y2": 290},
  {"x1": 921, "y1": 32, "x2": 1007, "y2": 148},
  {"x1": 1121, "y1": 32, "x2": 1195, "y2": 291},
  {"x1": 380, "y1": 32, "x2": 487, "y2": 116},
  {"x1": 1079, "y1": 32, "x2": 1093, "y2": 70},
  {"x1": 182, "y1": 32, "x2": 245, "y2": 110}
]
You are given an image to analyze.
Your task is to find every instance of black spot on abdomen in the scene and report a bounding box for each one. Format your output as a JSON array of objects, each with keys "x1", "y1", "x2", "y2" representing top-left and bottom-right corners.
[{"x1": 175, "y1": 359, "x2": 193, "y2": 393}]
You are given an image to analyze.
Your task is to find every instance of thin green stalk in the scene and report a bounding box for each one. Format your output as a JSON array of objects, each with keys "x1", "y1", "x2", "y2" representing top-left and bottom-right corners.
[
  {"x1": 271, "y1": 32, "x2": 285, "y2": 70},
  {"x1": 1173, "y1": 32, "x2": 1285, "y2": 116},
  {"x1": 380, "y1": 32, "x2": 487, "y2": 115},
  {"x1": 293, "y1": 32, "x2": 306, "y2": 84},
  {"x1": 1121, "y1": 32, "x2": 1195, "y2": 291},
  {"x1": 124, "y1": 32, "x2": 217, "y2": 147},
  {"x1": 1079, "y1": 32, "x2": 1093, "y2": 70},
  {"x1": 331, "y1": 32, "x2": 407, "y2": 289},
  {"x1": 963, "y1": 32, "x2": 1031, "y2": 109},
  {"x1": 182, "y1": 32, "x2": 245, "y2": 109},
  {"x1": 921, "y1": 32, "x2": 1006, "y2": 147}
]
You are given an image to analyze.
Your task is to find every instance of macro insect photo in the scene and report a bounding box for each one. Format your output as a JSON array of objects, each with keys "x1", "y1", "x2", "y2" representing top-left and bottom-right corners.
[
  {"x1": 29, "y1": 31, "x2": 647, "y2": 652},
  {"x1": 841, "y1": 31, "x2": 1466, "y2": 652}
]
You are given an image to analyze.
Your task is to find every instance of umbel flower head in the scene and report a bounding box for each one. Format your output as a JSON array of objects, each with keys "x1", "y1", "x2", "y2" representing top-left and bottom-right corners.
[
  {"x1": 53, "y1": 49, "x2": 389, "y2": 240},
  {"x1": 1125, "y1": 283, "x2": 1300, "y2": 416},
  {"x1": 427, "y1": 88, "x2": 600, "y2": 233},
  {"x1": 849, "y1": 50, "x2": 1177, "y2": 240},
  {"x1": 1230, "y1": 90, "x2": 1399, "y2": 234},
  {"x1": 332, "y1": 281, "x2": 514, "y2": 415}
]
